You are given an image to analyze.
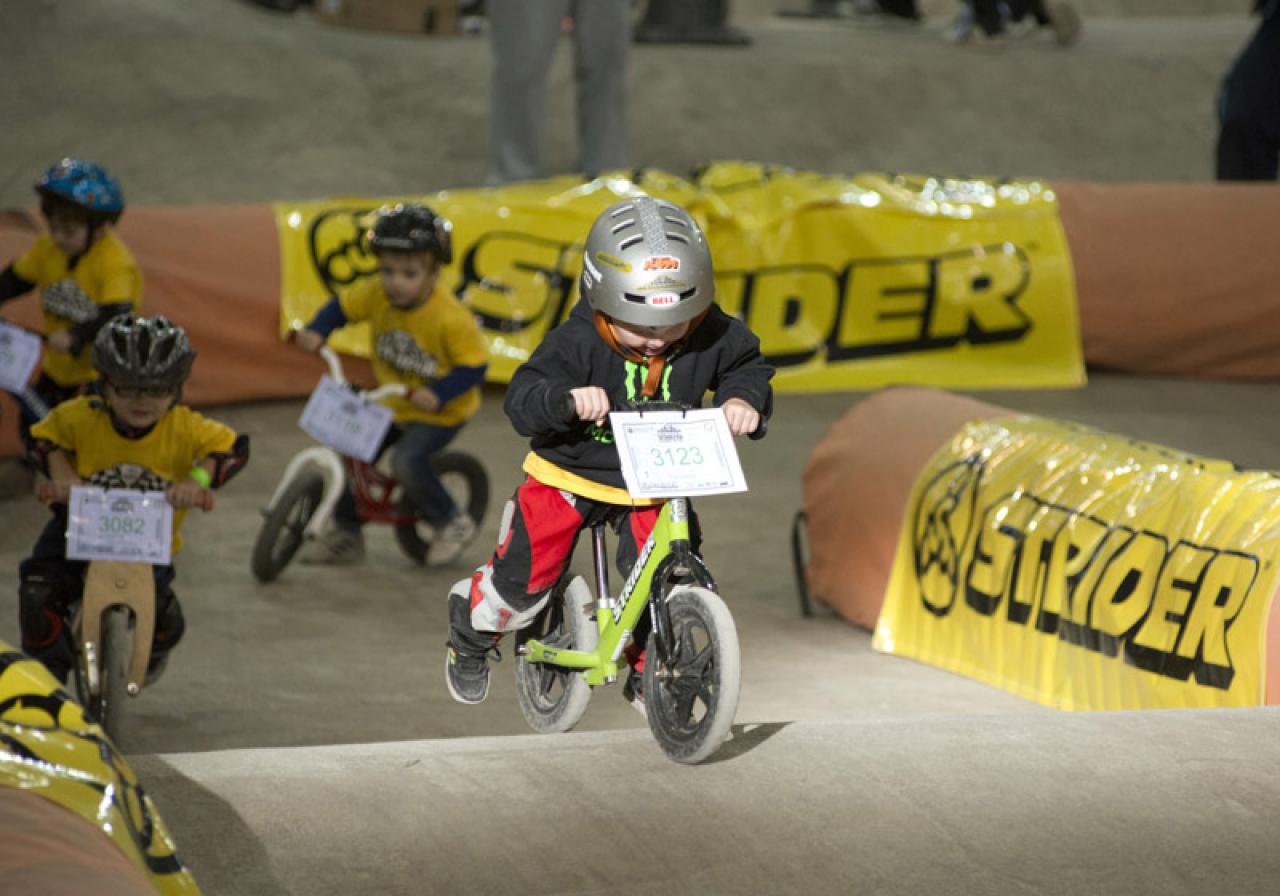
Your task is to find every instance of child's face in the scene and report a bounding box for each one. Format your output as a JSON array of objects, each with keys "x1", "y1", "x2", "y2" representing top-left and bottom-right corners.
[
  {"x1": 378, "y1": 251, "x2": 438, "y2": 310},
  {"x1": 610, "y1": 319, "x2": 691, "y2": 357},
  {"x1": 44, "y1": 207, "x2": 92, "y2": 258},
  {"x1": 103, "y1": 382, "x2": 176, "y2": 429}
]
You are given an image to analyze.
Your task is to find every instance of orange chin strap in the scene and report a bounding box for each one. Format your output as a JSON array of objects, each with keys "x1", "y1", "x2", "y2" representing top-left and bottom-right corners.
[{"x1": 593, "y1": 310, "x2": 707, "y2": 398}]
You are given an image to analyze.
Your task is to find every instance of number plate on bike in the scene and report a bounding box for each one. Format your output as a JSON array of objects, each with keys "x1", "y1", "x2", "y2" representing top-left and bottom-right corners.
[
  {"x1": 299, "y1": 374, "x2": 393, "y2": 463},
  {"x1": 66, "y1": 487, "x2": 174, "y2": 565},
  {"x1": 0, "y1": 321, "x2": 42, "y2": 392},
  {"x1": 611, "y1": 408, "x2": 747, "y2": 498}
]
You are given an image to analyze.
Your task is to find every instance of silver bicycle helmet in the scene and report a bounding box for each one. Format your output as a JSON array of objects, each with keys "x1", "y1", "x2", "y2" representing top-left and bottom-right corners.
[
  {"x1": 92, "y1": 314, "x2": 195, "y2": 390},
  {"x1": 580, "y1": 196, "x2": 715, "y2": 328}
]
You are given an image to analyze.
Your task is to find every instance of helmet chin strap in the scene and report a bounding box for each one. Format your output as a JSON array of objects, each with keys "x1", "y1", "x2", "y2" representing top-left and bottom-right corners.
[{"x1": 593, "y1": 310, "x2": 707, "y2": 398}]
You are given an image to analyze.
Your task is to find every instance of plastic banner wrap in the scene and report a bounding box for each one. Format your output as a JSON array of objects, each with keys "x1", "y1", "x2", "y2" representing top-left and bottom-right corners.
[
  {"x1": 275, "y1": 163, "x2": 1083, "y2": 390},
  {"x1": 874, "y1": 417, "x2": 1280, "y2": 710},
  {"x1": 0, "y1": 647, "x2": 200, "y2": 894}
]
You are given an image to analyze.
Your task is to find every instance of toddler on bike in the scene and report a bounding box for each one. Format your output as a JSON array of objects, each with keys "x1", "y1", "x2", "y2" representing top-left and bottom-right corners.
[
  {"x1": 445, "y1": 195, "x2": 773, "y2": 705},
  {"x1": 0, "y1": 159, "x2": 142, "y2": 445},
  {"x1": 295, "y1": 202, "x2": 489, "y2": 567},
  {"x1": 18, "y1": 314, "x2": 249, "y2": 684}
]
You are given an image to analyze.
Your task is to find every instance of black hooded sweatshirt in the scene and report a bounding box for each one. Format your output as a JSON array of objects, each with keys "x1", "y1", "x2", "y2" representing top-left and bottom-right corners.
[{"x1": 504, "y1": 298, "x2": 775, "y2": 491}]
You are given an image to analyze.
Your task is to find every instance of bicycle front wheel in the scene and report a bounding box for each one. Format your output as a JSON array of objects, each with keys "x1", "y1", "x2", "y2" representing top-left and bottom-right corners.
[
  {"x1": 251, "y1": 469, "x2": 325, "y2": 582},
  {"x1": 644, "y1": 586, "x2": 740, "y2": 764},
  {"x1": 514, "y1": 576, "x2": 596, "y2": 734},
  {"x1": 96, "y1": 606, "x2": 133, "y2": 746}
]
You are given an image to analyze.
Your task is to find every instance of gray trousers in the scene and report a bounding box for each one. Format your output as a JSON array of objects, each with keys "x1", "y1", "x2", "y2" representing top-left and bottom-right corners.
[{"x1": 488, "y1": 0, "x2": 630, "y2": 184}]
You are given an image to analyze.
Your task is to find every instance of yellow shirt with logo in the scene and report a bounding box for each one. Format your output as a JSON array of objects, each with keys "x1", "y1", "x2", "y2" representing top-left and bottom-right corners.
[
  {"x1": 339, "y1": 279, "x2": 488, "y2": 427},
  {"x1": 31, "y1": 397, "x2": 236, "y2": 553},
  {"x1": 12, "y1": 229, "x2": 143, "y2": 386}
]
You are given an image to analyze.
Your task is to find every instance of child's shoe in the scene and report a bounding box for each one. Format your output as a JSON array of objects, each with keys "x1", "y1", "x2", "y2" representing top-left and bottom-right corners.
[
  {"x1": 444, "y1": 585, "x2": 500, "y2": 704},
  {"x1": 427, "y1": 513, "x2": 478, "y2": 567},
  {"x1": 622, "y1": 643, "x2": 646, "y2": 716},
  {"x1": 302, "y1": 529, "x2": 365, "y2": 565},
  {"x1": 1047, "y1": 1, "x2": 1081, "y2": 47}
]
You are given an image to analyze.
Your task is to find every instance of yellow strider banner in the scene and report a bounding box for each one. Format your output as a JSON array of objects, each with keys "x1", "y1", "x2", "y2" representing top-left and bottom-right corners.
[
  {"x1": 274, "y1": 163, "x2": 1084, "y2": 390},
  {"x1": 873, "y1": 417, "x2": 1280, "y2": 710},
  {"x1": 0, "y1": 646, "x2": 201, "y2": 893}
]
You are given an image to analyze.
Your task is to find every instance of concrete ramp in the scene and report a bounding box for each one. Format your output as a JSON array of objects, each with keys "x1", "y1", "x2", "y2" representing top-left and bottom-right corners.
[{"x1": 134, "y1": 709, "x2": 1280, "y2": 896}]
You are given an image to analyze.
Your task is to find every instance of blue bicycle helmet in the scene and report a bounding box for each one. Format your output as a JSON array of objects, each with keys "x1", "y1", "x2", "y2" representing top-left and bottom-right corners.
[{"x1": 35, "y1": 159, "x2": 125, "y2": 223}]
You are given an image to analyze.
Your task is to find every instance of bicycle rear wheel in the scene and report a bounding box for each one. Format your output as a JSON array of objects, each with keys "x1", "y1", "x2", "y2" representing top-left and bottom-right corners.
[
  {"x1": 514, "y1": 576, "x2": 596, "y2": 734},
  {"x1": 251, "y1": 469, "x2": 326, "y2": 582},
  {"x1": 395, "y1": 452, "x2": 490, "y2": 564},
  {"x1": 644, "y1": 586, "x2": 740, "y2": 764}
]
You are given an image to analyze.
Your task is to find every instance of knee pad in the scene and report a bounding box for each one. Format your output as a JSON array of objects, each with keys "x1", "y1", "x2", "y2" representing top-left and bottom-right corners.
[
  {"x1": 19, "y1": 576, "x2": 65, "y2": 651},
  {"x1": 459, "y1": 565, "x2": 550, "y2": 635}
]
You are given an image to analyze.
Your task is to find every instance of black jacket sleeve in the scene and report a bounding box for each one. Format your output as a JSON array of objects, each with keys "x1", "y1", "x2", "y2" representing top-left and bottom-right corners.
[
  {"x1": 503, "y1": 323, "x2": 588, "y2": 437},
  {"x1": 710, "y1": 317, "x2": 775, "y2": 427},
  {"x1": 67, "y1": 302, "x2": 133, "y2": 355},
  {"x1": 0, "y1": 264, "x2": 35, "y2": 305}
]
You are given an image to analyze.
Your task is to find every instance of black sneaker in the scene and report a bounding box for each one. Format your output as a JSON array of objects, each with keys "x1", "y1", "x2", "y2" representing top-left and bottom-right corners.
[
  {"x1": 445, "y1": 645, "x2": 492, "y2": 704},
  {"x1": 622, "y1": 669, "x2": 646, "y2": 716}
]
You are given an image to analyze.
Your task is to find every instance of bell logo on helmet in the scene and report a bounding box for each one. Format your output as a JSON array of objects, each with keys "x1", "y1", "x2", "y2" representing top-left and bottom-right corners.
[
  {"x1": 647, "y1": 293, "x2": 679, "y2": 307},
  {"x1": 643, "y1": 256, "x2": 681, "y2": 272}
]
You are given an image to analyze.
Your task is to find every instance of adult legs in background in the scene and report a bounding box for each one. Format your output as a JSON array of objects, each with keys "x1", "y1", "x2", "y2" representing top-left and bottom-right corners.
[
  {"x1": 570, "y1": 0, "x2": 630, "y2": 178},
  {"x1": 488, "y1": 0, "x2": 571, "y2": 184}
]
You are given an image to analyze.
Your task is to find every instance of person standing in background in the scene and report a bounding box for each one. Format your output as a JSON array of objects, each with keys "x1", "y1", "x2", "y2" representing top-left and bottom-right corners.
[
  {"x1": 487, "y1": 0, "x2": 630, "y2": 185},
  {"x1": 1216, "y1": 0, "x2": 1280, "y2": 180}
]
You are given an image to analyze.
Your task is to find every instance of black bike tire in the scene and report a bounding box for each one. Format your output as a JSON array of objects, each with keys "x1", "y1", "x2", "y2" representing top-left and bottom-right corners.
[
  {"x1": 513, "y1": 576, "x2": 596, "y2": 734},
  {"x1": 644, "y1": 586, "x2": 740, "y2": 765},
  {"x1": 97, "y1": 606, "x2": 132, "y2": 746},
  {"x1": 251, "y1": 469, "x2": 326, "y2": 583},
  {"x1": 394, "y1": 452, "x2": 490, "y2": 564}
]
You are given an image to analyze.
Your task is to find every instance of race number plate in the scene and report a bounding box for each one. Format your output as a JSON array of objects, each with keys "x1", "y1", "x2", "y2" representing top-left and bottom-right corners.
[
  {"x1": 611, "y1": 408, "x2": 748, "y2": 499},
  {"x1": 66, "y1": 487, "x2": 174, "y2": 565},
  {"x1": 0, "y1": 321, "x2": 41, "y2": 392},
  {"x1": 298, "y1": 374, "x2": 393, "y2": 462}
]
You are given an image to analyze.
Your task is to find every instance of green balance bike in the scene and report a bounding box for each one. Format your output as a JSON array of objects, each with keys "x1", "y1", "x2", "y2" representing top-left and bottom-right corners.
[{"x1": 514, "y1": 405, "x2": 743, "y2": 765}]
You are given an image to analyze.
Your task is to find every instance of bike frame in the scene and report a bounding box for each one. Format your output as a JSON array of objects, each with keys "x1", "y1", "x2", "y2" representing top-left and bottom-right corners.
[
  {"x1": 260, "y1": 344, "x2": 416, "y2": 534},
  {"x1": 519, "y1": 496, "x2": 715, "y2": 687}
]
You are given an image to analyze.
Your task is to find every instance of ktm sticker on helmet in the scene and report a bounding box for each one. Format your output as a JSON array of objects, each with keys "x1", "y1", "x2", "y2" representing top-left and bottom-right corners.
[
  {"x1": 647, "y1": 293, "x2": 679, "y2": 307},
  {"x1": 643, "y1": 256, "x2": 681, "y2": 272},
  {"x1": 595, "y1": 251, "x2": 631, "y2": 273}
]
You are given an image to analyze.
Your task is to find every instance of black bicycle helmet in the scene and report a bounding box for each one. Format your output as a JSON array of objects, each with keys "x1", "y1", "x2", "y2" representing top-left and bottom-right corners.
[
  {"x1": 366, "y1": 203, "x2": 453, "y2": 263},
  {"x1": 92, "y1": 314, "x2": 196, "y2": 391}
]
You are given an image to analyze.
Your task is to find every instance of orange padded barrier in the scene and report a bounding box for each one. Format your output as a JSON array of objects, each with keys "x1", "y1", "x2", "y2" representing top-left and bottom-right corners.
[
  {"x1": 1058, "y1": 181, "x2": 1280, "y2": 379},
  {"x1": 801, "y1": 386, "x2": 1280, "y2": 706},
  {"x1": 0, "y1": 788, "x2": 156, "y2": 896}
]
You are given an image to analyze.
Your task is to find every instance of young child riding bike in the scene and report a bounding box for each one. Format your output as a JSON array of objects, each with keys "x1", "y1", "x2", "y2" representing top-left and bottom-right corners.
[
  {"x1": 444, "y1": 195, "x2": 774, "y2": 705},
  {"x1": 0, "y1": 159, "x2": 142, "y2": 446},
  {"x1": 19, "y1": 314, "x2": 249, "y2": 684},
  {"x1": 294, "y1": 202, "x2": 489, "y2": 567}
]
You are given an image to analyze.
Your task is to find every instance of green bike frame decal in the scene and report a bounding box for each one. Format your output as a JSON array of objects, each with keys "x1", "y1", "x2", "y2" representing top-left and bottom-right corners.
[{"x1": 522, "y1": 499, "x2": 692, "y2": 686}]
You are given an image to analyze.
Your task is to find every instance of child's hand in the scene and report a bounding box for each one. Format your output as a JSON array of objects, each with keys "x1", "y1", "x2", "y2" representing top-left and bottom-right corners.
[
  {"x1": 166, "y1": 477, "x2": 212, "y2": 510},
  {"x1": 46, "y1": 331, "x2": 73, "y2": 353},
  {"x1": 570, "y1": 386, "x2": 610, "y2": 425},
  {"x1": 409, "y1": 387, "x2": 441, "y2": 413},
  {"x1": 721, "y1": 398, "x2": 760, "y2": 437},
  {"x1": 36, "y1": 477, "x2": 80, "y2": 504},
  {"x1": 295, "y1": 330, "x2": 324, "y2": 353}
]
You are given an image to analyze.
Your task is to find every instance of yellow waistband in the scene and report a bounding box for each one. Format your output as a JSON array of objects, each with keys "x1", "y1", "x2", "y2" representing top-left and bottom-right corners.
[{"x1": 522, "y1": 452, "x2": 662, "y2": 507}]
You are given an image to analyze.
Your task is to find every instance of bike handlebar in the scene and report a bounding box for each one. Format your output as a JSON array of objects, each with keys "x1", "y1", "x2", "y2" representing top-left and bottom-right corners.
[
  {"x1": 317, "y1": 345, "x2": 408, "y2": 401},
  {"x1": 557, "y1": 394, "x2": 766, "y2": 438}
]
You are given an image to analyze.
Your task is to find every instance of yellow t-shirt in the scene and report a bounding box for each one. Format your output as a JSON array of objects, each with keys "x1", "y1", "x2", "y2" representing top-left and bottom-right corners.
[
  {"x1": 31, "y1": 397, "x2": 236, "y2": 553},
  {"x1": 12, "y1": 229, "x2": 143, "y2": 386},
  {"x1": 339, "y1": 279, "x2": 488, "y2": 427}
]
